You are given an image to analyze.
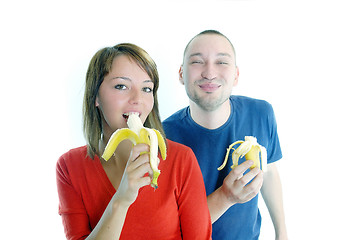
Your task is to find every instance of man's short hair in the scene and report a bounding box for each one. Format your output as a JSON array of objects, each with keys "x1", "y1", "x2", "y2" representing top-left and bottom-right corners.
[{"x1": 183, "y1": 30, "x2": 236, "y2": 62}]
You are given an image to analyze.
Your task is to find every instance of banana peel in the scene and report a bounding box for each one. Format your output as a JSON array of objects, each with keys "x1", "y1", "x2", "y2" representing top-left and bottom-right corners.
[
  {"x1": 218, "y1": 136, "x2": 267, "y2": 172},
  {"x1": 102, "y1": 113, "x2": 167, "y2": 189}
]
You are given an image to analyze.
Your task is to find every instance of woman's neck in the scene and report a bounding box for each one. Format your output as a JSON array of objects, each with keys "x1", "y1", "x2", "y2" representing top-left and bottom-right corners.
[{"x1": 99, "y1": 133, "x2": 132, "y2": 167}]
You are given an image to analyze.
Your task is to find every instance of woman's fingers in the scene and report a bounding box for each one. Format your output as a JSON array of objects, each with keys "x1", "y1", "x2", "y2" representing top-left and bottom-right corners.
[
  {"x1": 126, "y1": 143, "x2": 153, "y2": 186},
  {"x1": 127, "y1": 144, "x2": 153, "y2": 173},
  {"x1": 128, "y1": 143, "x2": 150, "y2": 163},
  {"x1": 116, "y1": 144, "x2": 153, "y2": 204}
]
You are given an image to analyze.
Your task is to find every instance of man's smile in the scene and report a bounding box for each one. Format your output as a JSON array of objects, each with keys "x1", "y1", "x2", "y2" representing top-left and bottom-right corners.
[{"x1": 198, "y1": 83, "x2": 221, "y2": 93}]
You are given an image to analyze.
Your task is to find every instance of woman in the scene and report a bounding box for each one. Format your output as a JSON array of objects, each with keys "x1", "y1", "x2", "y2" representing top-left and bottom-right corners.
[{"x1": 56, "y1": 43, "x2": 212, "y2": 239}]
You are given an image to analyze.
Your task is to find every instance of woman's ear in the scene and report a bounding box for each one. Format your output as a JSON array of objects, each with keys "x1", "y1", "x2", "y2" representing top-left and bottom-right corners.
[{"x1": 95, "y1": 96, "x2": 99, "y2": 107}]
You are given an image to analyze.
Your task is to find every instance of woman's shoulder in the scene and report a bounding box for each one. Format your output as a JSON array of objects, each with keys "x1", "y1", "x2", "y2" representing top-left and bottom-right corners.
[
  {"x1": 164, "y1": 140, "x2": 198, "y2": 168},
  {"x1": 166, "y1": 139, "x2": 193, "y2": 155},
  {"x1": 56, "y1": 145, "x2": 100, "y2": 184},
  {"x1": 57, "y1": 145, "x2": 93, "y2": 169},
  {"x1": 59, "y1": 145, "x2": 87, "y2": 159}
]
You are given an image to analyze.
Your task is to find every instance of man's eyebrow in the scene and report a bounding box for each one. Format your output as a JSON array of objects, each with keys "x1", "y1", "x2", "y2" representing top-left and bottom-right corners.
[
  {"x1": 188, "y1": 52, "x2": 232, "y2": 58},
  {"x1": 188, "y1": 53, "x2": 203, "y2": 58},
  {"x1": 217, "y1": 53, "x2": 232, "y2": 58}
]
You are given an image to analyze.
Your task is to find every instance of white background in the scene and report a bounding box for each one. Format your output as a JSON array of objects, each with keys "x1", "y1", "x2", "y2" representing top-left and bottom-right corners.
[{"x1": 1, "y1": 0, "x2": 358, "y2": 239}]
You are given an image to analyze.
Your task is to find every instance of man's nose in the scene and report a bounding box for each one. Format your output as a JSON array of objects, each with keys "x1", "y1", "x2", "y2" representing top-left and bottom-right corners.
[{"x1": 201, "y1": 63, "x2": 216, "y2": 80}]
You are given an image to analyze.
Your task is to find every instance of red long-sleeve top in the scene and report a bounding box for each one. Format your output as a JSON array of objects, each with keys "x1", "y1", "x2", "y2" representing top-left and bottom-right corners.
[{"x1": 56, "y1": 140, "x2": 212, "y2": 240}]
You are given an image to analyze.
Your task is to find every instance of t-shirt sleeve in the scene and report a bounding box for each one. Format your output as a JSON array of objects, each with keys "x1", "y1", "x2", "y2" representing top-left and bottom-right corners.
[
  {"x1": 266, "y1": 103, "x2": 282, "y2": 163},
  {"x1": 56, "y1": 156, "x2": 91, "y2": 240},
  {"x1": 176, "y1": 148, "x2": 212, "y2": 240}
]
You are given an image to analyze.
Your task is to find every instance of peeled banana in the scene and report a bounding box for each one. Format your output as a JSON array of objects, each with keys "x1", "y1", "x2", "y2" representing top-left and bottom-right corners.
[
  {"x1": 102, "y1": 113, "x2": 167, "y2": 189},
  {"x1": 217, "y1": 136, "x2": 267, "y2": 172}
]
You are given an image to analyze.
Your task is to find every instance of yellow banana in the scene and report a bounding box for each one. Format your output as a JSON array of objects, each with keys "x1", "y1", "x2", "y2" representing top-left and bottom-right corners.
[
  {"x1": 217, "y1": 136, "x2": 267, "y2": 172},
  {"x1": 102, "y1": 113, "x2": 167, "y2": 189}
]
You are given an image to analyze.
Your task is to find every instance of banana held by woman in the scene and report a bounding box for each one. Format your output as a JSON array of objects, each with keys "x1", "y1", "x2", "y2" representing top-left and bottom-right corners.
[{"x1": 102, "y1": 113, "x2": 167, "y2": 189}]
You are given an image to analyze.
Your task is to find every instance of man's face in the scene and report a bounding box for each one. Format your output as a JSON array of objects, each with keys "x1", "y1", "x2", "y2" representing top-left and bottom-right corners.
[{"x1": 180, "y1": 34, "x2": 239, "y2": 112}]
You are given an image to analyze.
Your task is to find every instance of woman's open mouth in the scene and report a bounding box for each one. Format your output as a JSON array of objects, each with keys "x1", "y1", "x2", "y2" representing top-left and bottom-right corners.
[{"x1": 123, "y1": 112, "x2": 140, "y2": 122}]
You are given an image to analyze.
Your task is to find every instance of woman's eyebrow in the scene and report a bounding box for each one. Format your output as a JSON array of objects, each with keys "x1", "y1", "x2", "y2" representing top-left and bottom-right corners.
[
  {"x1": 111, "y1": 76, "x2": 152, "y2": 83},
  {"x1": 110, "y1": 76, "x2": 131, "y2": 81}
]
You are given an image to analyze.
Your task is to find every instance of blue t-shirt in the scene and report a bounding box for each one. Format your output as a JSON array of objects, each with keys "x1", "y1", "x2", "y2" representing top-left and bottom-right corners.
[{"x1": 163, "y1": 95, "x2": 282, "y2": 240}]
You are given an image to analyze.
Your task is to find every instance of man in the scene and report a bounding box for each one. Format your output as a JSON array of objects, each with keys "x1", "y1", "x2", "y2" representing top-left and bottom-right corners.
[{"x1": 163, "y1": 30, "x2": 288, "y2": 239}]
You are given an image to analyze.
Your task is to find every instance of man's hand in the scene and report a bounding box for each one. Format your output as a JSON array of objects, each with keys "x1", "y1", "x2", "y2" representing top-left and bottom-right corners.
[
  {"x1": 207, "y1": 160, "x2": 263, "y2": 223},
  {"x1": 222, "y1": 160, "x2": 264, "y2": 204}
]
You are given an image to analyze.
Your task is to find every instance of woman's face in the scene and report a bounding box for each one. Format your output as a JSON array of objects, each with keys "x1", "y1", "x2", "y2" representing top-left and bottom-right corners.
[{"x1": 96, "y1": 55, "x2": 154, "y2": 136}]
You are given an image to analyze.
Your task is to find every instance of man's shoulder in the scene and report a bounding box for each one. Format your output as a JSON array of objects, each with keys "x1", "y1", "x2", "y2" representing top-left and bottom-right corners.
[
  {"x1": 162, "y1": 107, "x2": 195, "y2": 142},
  {"x1": 231, "y1": 95, "x2": 270, "y2": 105},
  {"x1": 231, "y1": 95, "x2": 273, "y2": 112},
  {"x1": 163, "y1": 107, "x2": 189, "y2": 124}
]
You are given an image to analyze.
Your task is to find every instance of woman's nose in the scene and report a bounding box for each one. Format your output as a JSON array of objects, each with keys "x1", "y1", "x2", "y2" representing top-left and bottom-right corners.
[{"x1": 128, "y1": 88, "x2": 142, "y2": 104}]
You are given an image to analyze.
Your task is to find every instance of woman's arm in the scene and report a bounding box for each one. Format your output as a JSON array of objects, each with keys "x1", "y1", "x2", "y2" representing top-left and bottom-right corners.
[
  {"x1": 85, "y1": 197, "x2": 129, "y2": 240},
  {"x1": 57, "y1": 144, "x2": 152, "y2": 240},
  {"x1": 177, "y1": 149, "x2": 212, "y2": 240},
  {"x1": 87, "y1": 144, "x2": 152, "y2": 239}
]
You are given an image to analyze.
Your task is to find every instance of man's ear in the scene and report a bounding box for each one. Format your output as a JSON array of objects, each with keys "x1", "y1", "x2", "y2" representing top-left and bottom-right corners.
[
  {"x1": 233, "y1": 66, "x2": 240, "y2": 86},
  {"x1": 179, "y1": 65, "x2": 184, "y2": 85}
]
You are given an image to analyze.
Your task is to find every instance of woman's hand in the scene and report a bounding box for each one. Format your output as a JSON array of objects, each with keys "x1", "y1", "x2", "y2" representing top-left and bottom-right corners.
[{"x1": 115, "y1": 143, "x2": 153, "y2": 206}]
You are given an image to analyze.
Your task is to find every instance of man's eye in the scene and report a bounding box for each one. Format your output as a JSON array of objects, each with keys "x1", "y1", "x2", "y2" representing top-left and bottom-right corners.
[
  {"x1": 191, "y1": 61, "x2": 203, "y2": 64},
  {"x1": 115, "y1": 84, "x2": 127, "y2": 90},
  {"x1": 217, "y1": 61, "x2": 228, "y2": 65},
  {"x1": 143, "y1": 87, "x2": 153, "y2": 93}
]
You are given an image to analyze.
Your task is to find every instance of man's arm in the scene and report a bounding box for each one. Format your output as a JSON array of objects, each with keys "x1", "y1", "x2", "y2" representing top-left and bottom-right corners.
[
  {"x1": 207, "y1": 160, "x2": 264, "y2": 223},
  {"x1": 261, "y1": 162, "x2": 288, "y2": 240}
]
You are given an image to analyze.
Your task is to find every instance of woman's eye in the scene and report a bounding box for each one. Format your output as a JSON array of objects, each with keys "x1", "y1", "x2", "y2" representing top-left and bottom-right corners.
[
  {"x1": 143, "y1": 87, "x2": 153, "y2": 93},
  {"x1": 115, "y1": 84, "x2": 127, "y2": 90}
]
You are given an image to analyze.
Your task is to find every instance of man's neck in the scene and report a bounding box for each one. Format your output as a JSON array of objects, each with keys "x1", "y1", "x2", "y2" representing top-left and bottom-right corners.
[{"x1": 189, "y1": 99, "x2": 231, "y2": 130}]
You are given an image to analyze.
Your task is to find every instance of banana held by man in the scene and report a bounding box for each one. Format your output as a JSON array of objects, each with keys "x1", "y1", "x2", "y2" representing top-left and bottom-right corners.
[
  {"x1": 102, "y1": 113, "x2": 167, "y2": 189},
  {"x1": 218, "y1": 136, "x2": 267, "y2": 172}
]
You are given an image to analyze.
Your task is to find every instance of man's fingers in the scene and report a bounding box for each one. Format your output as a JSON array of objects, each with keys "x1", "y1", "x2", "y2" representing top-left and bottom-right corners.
[
  {"x1": 232, "y1": 168, "x2": 263, "y2": 203},
  {"x1": 240, "y1": 169, "x2": 263, "y2": 195},
  {"x1": 226, "y1": 160, "x2": 254, "y2": 183},
  {"x1": 235, "y1": 167, "x2": 261, "y2": 186},
  {"x1": 245, "y1": 170, "x2": 263, "y2": 202}
]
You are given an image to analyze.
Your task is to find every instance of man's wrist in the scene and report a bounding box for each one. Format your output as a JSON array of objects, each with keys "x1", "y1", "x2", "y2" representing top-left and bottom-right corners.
[{"x1": 207, "y1": 186, "x2": 233, "y2": 223}]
